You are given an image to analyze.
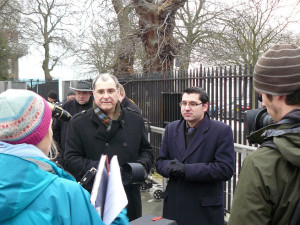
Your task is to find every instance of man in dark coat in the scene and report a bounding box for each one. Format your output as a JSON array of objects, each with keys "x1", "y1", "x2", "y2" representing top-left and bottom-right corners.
[
  {"x1": 53, "y1": 80, "x2": 93, "y2": 166},
  {"x1": 64, "y1": 73, "x2": 153, "y2": 221},
  {"x1": 119, "y1": 84, "x2": 141, "y2": 114},
  {"x1": 156, "y1": 87, "x2": 235, "y2": 225}
]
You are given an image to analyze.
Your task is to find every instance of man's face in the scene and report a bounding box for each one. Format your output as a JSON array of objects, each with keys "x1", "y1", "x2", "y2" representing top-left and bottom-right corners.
[
  {"x1": 260, "y1": 93, "x2": 280, "y2": 122},
  {"x1": 93, "y1": 77, "x2": 120, "y2": 115},
  {"x1": 181, "y1": 93, "x2": 208, "y2": 126},
  {"x1": 68, "y1": 94, "x2": 75, "y2": 101},
  {"x1": 48, "y1": 97, "x2": 55, "y2": 103},
  {"x1": 75, "y1": 91, "x2": 91, "y2": 105}
]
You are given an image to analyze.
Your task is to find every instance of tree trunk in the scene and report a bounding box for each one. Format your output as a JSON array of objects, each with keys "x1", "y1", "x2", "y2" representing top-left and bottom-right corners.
[
  {"x1": 42, "y1": 41, "x2": 52, "y2": 80},
  {"x1": 112, "y1": 0, "x2": 135, "y2": 77},
  {"x1": 133, "y1": 0, "x2": 186, "y2": 74}
]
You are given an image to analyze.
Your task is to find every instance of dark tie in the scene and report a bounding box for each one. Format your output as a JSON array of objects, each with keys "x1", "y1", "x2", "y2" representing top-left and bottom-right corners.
[{"x1": 187, "y1": 127, "x2": 196, "y2": 134}]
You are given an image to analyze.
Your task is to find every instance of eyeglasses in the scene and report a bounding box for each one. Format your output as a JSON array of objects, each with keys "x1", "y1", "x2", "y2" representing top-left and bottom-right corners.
[{"x1": 179, "y1": 101, "x2": 203, "y2": 108}]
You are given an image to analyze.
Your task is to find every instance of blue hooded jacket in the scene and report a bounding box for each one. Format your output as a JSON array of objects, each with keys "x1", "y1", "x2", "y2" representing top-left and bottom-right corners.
[{"x1": 0, "y1": 142, "x2": 128, "y2": 225}]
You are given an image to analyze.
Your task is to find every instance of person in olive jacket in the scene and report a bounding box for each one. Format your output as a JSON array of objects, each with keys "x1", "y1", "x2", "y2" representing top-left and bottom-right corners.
[
  {"x1": 228, "y1": 43, "x2": 300, "y2": 225},
  {"x1": 52, "y1": 80, "x2": 93, "y2": 166},
  {"x1": 64, "y1": 73, "x2": 153, "y2": 222}
]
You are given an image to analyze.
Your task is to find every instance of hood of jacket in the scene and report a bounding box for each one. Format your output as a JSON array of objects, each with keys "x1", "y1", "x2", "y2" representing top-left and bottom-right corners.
[
  {"x1": 248, "y1": 109, "x2": 300, "y2": 167},
  {"x1": 0, "y1": 142, "x2": 74, "y2": 222}
]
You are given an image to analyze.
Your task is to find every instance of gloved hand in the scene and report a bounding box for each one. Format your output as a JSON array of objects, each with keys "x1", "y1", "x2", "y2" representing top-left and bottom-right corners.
[{"x1": 167, "y1": 159, "x2": 185, "y2": 179}]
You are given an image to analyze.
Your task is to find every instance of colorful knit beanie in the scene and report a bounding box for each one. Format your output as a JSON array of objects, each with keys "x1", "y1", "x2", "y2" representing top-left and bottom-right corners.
[
  {"x1": 254, "y1": 43, "x2": 300, "y2": 95},
  {"x1": 0, "y1": 89, "x2": 52, "y2": 145}
]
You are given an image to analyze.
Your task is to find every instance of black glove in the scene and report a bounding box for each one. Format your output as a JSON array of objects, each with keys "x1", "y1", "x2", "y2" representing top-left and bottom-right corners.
[{"x1": 167, "y1": 159, "x2": 185, "y2": 179}]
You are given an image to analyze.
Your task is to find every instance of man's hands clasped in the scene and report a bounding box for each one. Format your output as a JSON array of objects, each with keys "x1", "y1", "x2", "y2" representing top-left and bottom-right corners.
[{"x1": 167, "y1": 159, "x2": 185, "y2": 179}]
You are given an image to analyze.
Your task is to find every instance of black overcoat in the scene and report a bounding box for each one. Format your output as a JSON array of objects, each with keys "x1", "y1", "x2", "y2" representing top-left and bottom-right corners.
[
  {"x1": 52, "y1": 97, "x2": 93, "y2": 162},
  {"x1": 156, "y1": 115, "x2": 235, "y2": 225},
  {"x1": 121, "y1": 96, "x2": 141, "y2": 114},
  {"x1": 64, "y1": 107, "x2": 153, "y2": 221}
]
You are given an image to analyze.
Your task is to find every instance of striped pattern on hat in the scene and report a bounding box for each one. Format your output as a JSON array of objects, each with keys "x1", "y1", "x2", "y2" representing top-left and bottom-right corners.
[
  {"x1": 254, "y1": 43, "x2": 300, "y2": 95},
  {"x1": 0, "y1": 89, "x2": 52, "y2": 145}
]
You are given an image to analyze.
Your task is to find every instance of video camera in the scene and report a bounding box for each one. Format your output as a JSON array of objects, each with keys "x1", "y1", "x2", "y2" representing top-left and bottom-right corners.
[
  {"x1": 48, "y1": 103, "x2": 72, "y2": 122},
  {"x1": 244, "y1": 108, "x2": 274, "y2": 143}
]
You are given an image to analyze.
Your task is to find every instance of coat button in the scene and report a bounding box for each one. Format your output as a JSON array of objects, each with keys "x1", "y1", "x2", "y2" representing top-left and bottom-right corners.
[
  {"x1": 123, "y1": 142, "x2": 127, "y2": 147},
  {"x1": 105, "y1": 143, "x2": 109, "y2": 147}
]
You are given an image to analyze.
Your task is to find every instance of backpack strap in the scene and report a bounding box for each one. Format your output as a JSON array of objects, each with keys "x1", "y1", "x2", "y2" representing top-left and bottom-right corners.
[{"x1": 260, "y1": 140, "x2": 278, "y2": 151}]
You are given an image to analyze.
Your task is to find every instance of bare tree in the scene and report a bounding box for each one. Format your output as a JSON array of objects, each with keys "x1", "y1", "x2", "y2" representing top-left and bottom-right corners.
[
  {"x1": 174, "y1": 0, "x2": 227, "y2": 70},
  {"x1": 111, "y1": 0, "x2": 137, "y2": 76},
  {"x1": 0, "y1": 0, "x2": 23, "y2": 80},
  {"x1": 133, "y1": 0, "x2": 187, "y2": 73},
  {"x1": 0, "y1": 31, "x2": 11, "y2": 80},
  {"x1": 204, "y1": 0, "x2": 299, "y2": 66},
  {"x1": 20, "y1": 0, "x2": 77, "y2": 80},
  {"x1": 73, "y1": 21, "x2": 119, "y2": 78}
]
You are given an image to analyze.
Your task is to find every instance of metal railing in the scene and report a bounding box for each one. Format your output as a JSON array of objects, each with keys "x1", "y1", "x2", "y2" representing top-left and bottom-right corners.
[{"x1": 147, "y1": 125, "x2": 256, "y2": 213}]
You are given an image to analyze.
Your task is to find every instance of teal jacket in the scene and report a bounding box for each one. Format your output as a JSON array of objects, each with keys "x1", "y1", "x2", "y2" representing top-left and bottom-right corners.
[
  {"x1": 229, "y1": 109, "x2": 300, "y2": 225},
  {"x1": 0, "y1": 142, "x2": 128, "y2": 225}
]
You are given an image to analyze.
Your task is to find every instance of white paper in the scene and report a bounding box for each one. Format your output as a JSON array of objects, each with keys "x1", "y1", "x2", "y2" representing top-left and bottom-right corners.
[
  {"x1": 103, "y1": 156, "x2": 128, "y2": 225},
  {"x1": 90, "y1": 155, "x2": 128, "y2": 225}
]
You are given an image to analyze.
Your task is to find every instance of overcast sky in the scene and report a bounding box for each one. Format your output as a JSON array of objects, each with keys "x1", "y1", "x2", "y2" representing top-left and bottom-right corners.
[{"x1": 19, "y1": 46, "x2": 75, "y2": 81}]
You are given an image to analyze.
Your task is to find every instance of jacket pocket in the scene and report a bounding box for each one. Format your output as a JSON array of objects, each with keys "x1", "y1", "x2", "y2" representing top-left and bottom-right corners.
[{"x1": 200, "y1": 196, "x2": 223, "y2": 207}]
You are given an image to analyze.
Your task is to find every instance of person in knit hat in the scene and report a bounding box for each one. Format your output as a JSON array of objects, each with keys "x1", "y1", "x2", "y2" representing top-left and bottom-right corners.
[
  {"x1": 229, "y1": 44, "x2": 300, "y2": 225},
  {"x1": 0, "y1": 89, "x2": 111, "y2": 225},
  {"x1": 47, "y1": 90, "x2": 59, "y2": 104}
]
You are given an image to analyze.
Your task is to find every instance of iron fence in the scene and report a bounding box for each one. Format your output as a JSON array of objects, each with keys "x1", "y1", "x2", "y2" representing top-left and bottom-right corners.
[{"x1": 119, "y1": 65, "x2": 260, "y2": 146}]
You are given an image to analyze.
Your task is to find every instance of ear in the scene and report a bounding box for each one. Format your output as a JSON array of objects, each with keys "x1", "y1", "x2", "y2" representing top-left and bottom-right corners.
[{"x1": 203, "y1": 102, "x2": 209, "y2": 112}]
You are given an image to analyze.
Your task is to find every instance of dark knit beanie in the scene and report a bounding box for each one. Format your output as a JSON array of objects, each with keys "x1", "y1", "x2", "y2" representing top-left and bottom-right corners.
[
  {"x1": 254, "y1": 43, "x2": 300, "y2": 95},
  {"x1": 67, "y1": 89, "x2": 75, "y2": 96},
  {"x1": 48, "y1": 90, "x2": 58, "y2": 99}
]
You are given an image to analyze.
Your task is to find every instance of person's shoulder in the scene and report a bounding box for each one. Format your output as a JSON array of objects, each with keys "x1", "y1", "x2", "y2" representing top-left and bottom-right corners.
[
  {"x1": 124, "y1": 106, "x2": 141, "y2": 115},
  {"x1": 209, "y1": 117, "x2": 230, "y2": 128},
  {"x1": 243, "y1": 145, "x2": 282, "y2": 171},
  {"x1": 166, "y1": 120, "x2": 181, "y2": 129},
  {"x1": 62, "y1": 99, "x2": 75, "y2": 109},
  {"x1": 71, "y1": 108, "x2": 92, "y2": 121}
]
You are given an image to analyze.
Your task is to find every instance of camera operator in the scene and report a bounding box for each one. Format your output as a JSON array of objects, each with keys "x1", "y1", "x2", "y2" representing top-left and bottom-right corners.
[
  {"x1": 228, "y1": 44, "x2": 300, "y2": 225},
  {"x1": 52, "y1": 80, "x2": 93, "y2": 166}
]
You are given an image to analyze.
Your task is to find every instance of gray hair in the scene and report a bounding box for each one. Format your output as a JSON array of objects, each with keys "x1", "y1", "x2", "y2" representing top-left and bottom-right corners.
[{"x1": 92, "y1": 73, "x2": 120, "y2": 90}]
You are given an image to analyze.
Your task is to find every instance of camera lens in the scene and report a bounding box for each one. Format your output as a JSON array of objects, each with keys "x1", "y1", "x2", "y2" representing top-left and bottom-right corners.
[{"x1": 255, "y1": 108, "x2": 274, "y2": 130}]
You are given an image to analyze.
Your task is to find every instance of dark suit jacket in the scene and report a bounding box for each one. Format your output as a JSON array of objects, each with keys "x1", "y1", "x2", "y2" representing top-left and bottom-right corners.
[{"x1": 156, "y1": 115, "x2": 235, "y2": 225}]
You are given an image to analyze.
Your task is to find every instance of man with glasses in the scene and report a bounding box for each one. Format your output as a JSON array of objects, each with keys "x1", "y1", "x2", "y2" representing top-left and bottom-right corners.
[
  {"x1": 53, "y1": 80, "x2": 93, "y2": 166},
  {"x1": 228, "y1": 44, "x2": 300, "y2": 225},
  {"x1": 64, "y1": 73, "x2": 153, "y2": 221},
  {"x1": 156, "y1": 87, "x2": 235, "y2": 225}
]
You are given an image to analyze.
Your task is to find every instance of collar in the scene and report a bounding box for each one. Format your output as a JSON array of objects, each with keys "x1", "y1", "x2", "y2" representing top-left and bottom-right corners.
[{"x1": 186, "y1": 116, "x2": 205, "y2": 129}]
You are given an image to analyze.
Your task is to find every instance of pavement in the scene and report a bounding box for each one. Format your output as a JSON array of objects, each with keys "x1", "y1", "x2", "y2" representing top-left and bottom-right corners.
[
  {"x1": 141, "y1": 172, "x2": 164, "y2": 217},
  {"x1": 141, "y1": 188, "x2": 163, "y2": 217},
  {"x1": 140, "y1": 172, "x2": 230, "y2": 223}
]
